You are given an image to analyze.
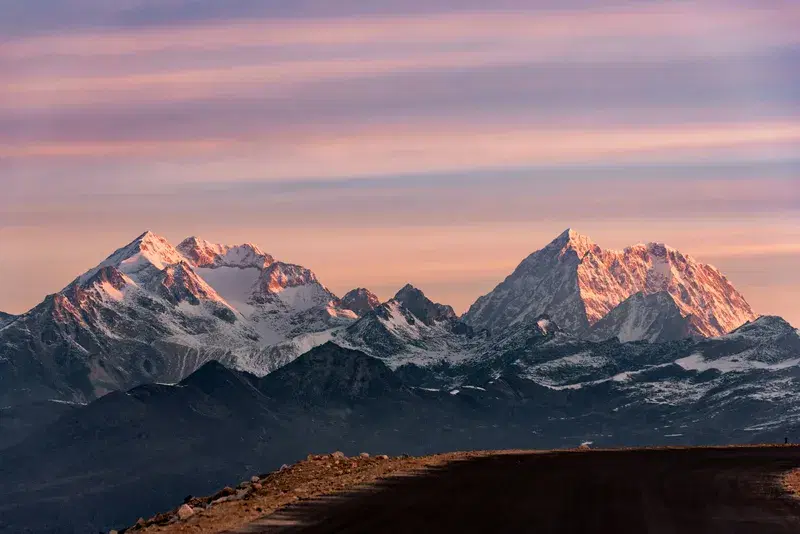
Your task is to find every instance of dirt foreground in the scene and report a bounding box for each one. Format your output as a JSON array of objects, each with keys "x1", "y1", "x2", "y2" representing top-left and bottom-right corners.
[
  {"x1": 126, "y1": 446, "x2": 800, "y2": 534},
  {"x1": 127, "y1": 451, "x2": 499, "y2": 534}
]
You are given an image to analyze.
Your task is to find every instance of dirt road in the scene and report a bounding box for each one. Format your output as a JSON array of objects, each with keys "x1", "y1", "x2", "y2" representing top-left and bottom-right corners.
[{"x1": 231, "y1": 447, "x2": 800, "y2": 534}]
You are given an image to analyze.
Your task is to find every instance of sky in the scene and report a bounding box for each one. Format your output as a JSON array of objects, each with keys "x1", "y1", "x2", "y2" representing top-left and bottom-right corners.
[{"x1": 1, "y1": 0, "x2": 798, "y2": 324}]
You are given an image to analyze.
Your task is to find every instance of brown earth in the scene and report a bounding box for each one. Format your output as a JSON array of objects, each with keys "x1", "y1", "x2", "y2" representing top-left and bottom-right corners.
[
  {"x1": 130, "y1": 451, "x2": 503, "y2": 534},
  {"x1": 129, "y1": 446, "x2": 800, "y2": 534}
]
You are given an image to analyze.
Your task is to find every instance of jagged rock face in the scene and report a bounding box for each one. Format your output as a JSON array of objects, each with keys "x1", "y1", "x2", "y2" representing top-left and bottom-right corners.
[
  {"x1": 464, "y1": 229, "x2": 757, "y2": 339},
  {"x1": 335, "y1": 287, "x2": 478, "y2": 368},
  {"x1": 0, "y1": 311, "x2": 18, "y2": 329},
  {"x1": 251, "y1": 262, "x2": 334, "y2": 310},
  {"x1": 340, "y1": 288, "x2": 381, "y2": 316},
  {"x1": 588, "y1": 292, "x2": 694, "y2": 343},
  {"x1": 177, "y1": 237, "x2": 274, "y2": 269},
  {"x1": 394, "y1": 284, "x2": 457, "y2": 325}
]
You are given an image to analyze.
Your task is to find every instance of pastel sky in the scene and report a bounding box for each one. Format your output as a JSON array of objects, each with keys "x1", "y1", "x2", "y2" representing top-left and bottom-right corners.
[{"x1": 1, "y1": 0, "x2": 798, "y2": 325}]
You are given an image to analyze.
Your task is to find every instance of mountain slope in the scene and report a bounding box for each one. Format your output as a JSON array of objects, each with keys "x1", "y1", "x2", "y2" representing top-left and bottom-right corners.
[
  {"x1": 464, "y1": 229, "x2": 756, "y2": 340},
  {"x1": 340, "y1": 288, "x2": 381, "y2": 315},
  {"x1": 335, "y1": 285, "x2": 479, "y2": 368},
  {"x1": 588, "y1": 291, "x2": 694, "y2": 343},
  {"x1": 0, "y1": 312, "x2": 16, "y2": 329}
]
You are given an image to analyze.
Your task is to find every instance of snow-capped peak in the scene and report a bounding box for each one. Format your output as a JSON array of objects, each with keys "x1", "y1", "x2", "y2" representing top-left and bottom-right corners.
[
  {"x1": 341, "y1": 288, "x2": 381, "y2": 316},
  {"x1": 393, "y1": 284, "x2": 457, "y2": 325},
  {"x1": 549, "y1": 228, "x2": 598, "y2": 257},
  {"x1": 465, "y1": 229, "x2": 757, "y2": 340},
  {"x1": 177, "y1": 237, "x2": 274, "y2": 269},
  {"x1": 75, "y1": 230, "x2": 185, "y2": 287}
]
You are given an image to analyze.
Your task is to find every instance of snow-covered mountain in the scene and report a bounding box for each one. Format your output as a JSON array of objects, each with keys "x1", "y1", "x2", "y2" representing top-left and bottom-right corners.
[
  {"x1": 340, "y1": 288, "x2": 381, "y2": 316},
  {"x1": 0, "y1": 227, "x2": 776, "y2": 410},
  {"x1": 335, "y1": 284, "x2": 480, "y2": 368},
  {"x1": 587, "y1": 291, "x2": 694, "y2": 343},
  {"x1": 464, "y1": 229, "x2": 757, "y2": 341},
  {"x1": 0, "y1": 231, "x2": 360, "y2": 405}
]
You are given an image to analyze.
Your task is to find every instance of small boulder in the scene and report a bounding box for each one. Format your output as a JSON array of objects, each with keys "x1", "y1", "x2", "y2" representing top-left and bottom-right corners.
[
  {"x1": 211, "y1": 486, "x2": 236, "y2": 501},
  {"x1": 359, "y1": 452, "x2": 370, "y2": 458},
  {"x1": 331, "y1": 451, "x2": 346, "y2": 459},
  {"x1": 251, "y1": 475, "x2": 260, "y2": 483},
  {"x1": 253, "y1": 482, "x2": 263, "y2": 491},
  {"x1": 377, "y1": 455, "x2": 389, "y2": 460},
  {"x1": 177, "y1": 504, "x2": 194, "y2": 520}
]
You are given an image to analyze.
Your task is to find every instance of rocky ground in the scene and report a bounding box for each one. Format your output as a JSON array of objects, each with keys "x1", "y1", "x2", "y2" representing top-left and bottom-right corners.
[
  {"x1": 120, "y1": 450, "x2": 500, "y2": 534},
  {"x1": 118, "y1": 445, "x2": 800, "y2": 534}
]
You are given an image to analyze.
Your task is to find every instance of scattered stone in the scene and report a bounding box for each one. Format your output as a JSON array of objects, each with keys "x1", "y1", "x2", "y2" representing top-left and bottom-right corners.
[
  {"x1": 151, "y1": 511, "x2": 174, "y2": 525},
  {"x1": 280, "y1": 464, "x2": 290, "y2": 471},
  {"x1": 331, "y1": 451, "x2": 346, "y2": 459},
  {"x1": 359, "y1": 452, "x2": 370, "y2": 458},
  {"x1": 251, "y1": 475, "x2": 260, "y2": 483},
  {"x1": 211, "y1": 486, "x2": 236, "y2": 501},
  {"x1": 579, "y1": 443, "x2": 592, "y2": 450},
  {"x1": 253, "y1": 482, "x2": 263, "y2": 490},
  {"x1": 177, "y1": 504, "x2": 194, "y2": 520},
  {"x1": 109, "y1": 530, "x2": 119, "y2": 534},
  {"x1": 377, "y1": 455, "x2": 389, "y2": 460}
]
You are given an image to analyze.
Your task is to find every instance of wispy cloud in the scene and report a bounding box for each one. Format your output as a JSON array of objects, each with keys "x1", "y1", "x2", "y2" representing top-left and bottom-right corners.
[
  {"x1": 3, "y1": 5, "x2": 797, "y2": 110},
  {"x1": 4, "y1": 121, "x2": 798, "y2": 184}
]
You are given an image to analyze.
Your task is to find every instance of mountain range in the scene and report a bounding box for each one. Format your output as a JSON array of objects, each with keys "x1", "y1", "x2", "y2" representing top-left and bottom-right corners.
[
  {"x1": 0, "y1": 228, "x2": 759, "y2": 407},
  {"x1": 0, "y1": 228, "x2": 795, "y2": 533}
]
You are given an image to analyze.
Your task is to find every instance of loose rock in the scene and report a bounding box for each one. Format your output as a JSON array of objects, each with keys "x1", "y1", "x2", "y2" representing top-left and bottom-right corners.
[
  {"x1": 177, "y1": 504, "x2": 194, "y2": 520},
  {"x1": 359, "y1": 452, "x2": 370, "y2": 458},
  {"x1": 211, "y1": 486, "x2": 236, "y2": 501},
  {"x1": 377, "y1": 455, "x2": 389, "y2": 460},
  {"x1": 251, "y1": 475, "x2": 260, "y2": 483},
  {"x1": 331, "y1": 451, "x2": 346, "y2": 459}
]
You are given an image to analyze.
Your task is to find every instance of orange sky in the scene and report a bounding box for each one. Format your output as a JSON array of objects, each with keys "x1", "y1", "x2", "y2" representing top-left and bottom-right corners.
[{"x1": 1, "y1": 0, "x2": 798, "y2": 325}]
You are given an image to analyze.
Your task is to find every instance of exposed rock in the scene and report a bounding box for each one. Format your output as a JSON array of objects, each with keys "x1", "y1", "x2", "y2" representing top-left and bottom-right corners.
[
  {"x1": 341, "y1": 288, "x2": 381, "y2": 316},
  {"x1": 211, "y1": 486, "x2": 236, "y2": 501},
  {"x1": 464, "y1": 229, "x2": 757, "y2": 339},
  {"x1": 359, "y1": 452, "x2": 370, "y2": 458},
  {"x1": 177, "y1": 504, "x2": 194, "y2": 520},
  {"x1": 331, "y1": 451, "x2": 346, "y2": 459}
]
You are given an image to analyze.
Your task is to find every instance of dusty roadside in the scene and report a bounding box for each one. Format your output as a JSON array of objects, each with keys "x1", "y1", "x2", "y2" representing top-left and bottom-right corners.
[{"x1": 125, "y1": 450, "x2": 503, "y2": 534}]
